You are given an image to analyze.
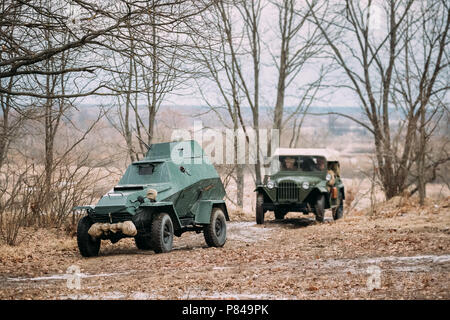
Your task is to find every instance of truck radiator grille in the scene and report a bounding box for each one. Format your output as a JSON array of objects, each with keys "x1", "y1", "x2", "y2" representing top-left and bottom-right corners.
[
  {"x1": 277, "y1": 181, "x2": 299, "y2": 202},
  {"x1": 91, "y1": 212, "x2": 133, "y2": 223}
]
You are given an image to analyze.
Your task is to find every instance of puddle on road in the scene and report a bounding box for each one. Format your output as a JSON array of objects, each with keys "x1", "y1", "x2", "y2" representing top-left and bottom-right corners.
[
  {"x1": 361, "y1": 254, "x2": 450, "y2": 265},
  {"x1": 317, "y1": 254, "x2": 450, "y2": 274},
  {"x1": 180, "y1": 290, "x2": 291, "y2": 300},
  {"x1": 7, "y1": 271, "x2": 132, "y2": 283},
  {"x1": 61, "y1": 291, "x2": 160, "y2": 300},
  {"x1": 227, "y1": 222, "x2": 273, "y2": 243},
  {"x1": 61, "y1": 290, "x2": 287, "y2": 300},
  {"x1": 62, "y1": 291, "x2": 127, "y2": 300}
]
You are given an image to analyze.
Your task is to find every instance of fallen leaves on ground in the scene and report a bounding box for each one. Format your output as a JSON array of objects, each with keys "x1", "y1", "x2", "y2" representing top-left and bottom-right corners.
[{"x1": 0, "y1": 196, "x2": 449, "y2": 300}]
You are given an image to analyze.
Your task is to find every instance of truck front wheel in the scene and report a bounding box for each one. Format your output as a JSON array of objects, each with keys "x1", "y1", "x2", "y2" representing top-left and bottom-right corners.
[
  {"x1": 314, "y1": 194, "x2": 325, "y2": 223},
  {"x1": 77, "y1": 216, "x2": 101, "y2": 257}
]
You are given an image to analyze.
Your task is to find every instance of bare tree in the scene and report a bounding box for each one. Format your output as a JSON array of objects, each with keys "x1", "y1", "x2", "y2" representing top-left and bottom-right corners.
[
  {"x1": 0, "y1": 0, "x2": 212, "y2": 83},
  {"x1": 269, "y1": 0, "x2": 324, "y2": 140},
  {"x1": 391, "y1": 0, "x2": 450, "y2": 204},
  {"x1": 307, "y1": 0, "x2": 449, "y2": 199},
  {"x1": 190, "y1": 1, "x2": 247, "y2": 208},
  {"x1": 102, "y1": 0, "x2": 211, "y2": 162},
  {"x1": 1, "y1": 0, "x2": 214, "y2": 165},
  {"x1": 0, "y1": 77, "x2": 35, "y2": 170},
  {"x1": 212, "y1": 0, "x2": 265, "y2": 185}
]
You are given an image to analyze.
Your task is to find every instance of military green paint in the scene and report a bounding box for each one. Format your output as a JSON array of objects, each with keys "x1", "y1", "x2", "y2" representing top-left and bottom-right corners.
[
  {"x1": 256, "y1": 156, "x2": 345, "y2": 209},
  {"x1": 74, "y1": 140, "x2": 227, "y2": 231},
  {"x1": 193, "y1": 201, "x2": 214, "y2": 224},
  {"x1": 192, "y1": 200, "x2": 228, "y2": 224},
  {"x1": 258, "y1": 172, "x2": 325, "y2": 203}
]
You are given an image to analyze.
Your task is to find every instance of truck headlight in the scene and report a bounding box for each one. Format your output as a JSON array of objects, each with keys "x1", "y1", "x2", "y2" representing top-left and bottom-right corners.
[
  {"x1": 302, "y1": 181, "x2": 310, "y2": 190},
  {"x1": 267, "y1": 181, "x2": 275, "y2": 189},
  {"x1": 326, "y1": 173, "x2": 332, "y2": 182}
]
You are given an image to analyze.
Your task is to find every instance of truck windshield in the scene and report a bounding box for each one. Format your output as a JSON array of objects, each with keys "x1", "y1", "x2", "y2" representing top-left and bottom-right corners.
[
  {"x1": 118, "y1": 162, "x2": 169, "y2": 185},
  {"x1": 270, "y1": 156, "x2": 327, "y2": 174}
]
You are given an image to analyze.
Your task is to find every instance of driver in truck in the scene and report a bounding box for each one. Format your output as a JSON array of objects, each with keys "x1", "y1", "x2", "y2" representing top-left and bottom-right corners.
[{"x1": 283, "y1": 156, "x2": 297, "y2": 171}]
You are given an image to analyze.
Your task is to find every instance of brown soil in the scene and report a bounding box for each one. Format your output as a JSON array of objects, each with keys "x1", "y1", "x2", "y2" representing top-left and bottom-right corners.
[{"x1": 0, "y1": 197, "x2": 449, "y2": 300}]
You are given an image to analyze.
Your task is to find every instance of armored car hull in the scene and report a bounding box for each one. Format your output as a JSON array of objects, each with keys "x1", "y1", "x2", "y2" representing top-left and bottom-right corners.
[{"x1": 74, "y1": 140, "x2": 229, "y2": 257}]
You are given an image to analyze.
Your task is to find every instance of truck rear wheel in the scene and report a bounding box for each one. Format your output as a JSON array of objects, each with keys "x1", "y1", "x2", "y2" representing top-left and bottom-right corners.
[
  {"x1": 77, "y1": 216, "x2": 101, "y2": 257},
  {"x1": 332, "y1": 193, "x2": 344, "y2": 220},
  {"x1": 150, "y1": 212, "x2": 174, "y2": 253},
  {"x1": 314, "y1": 194, "x2": 325, "y2": 223},
  {"x1": 204, "y1": 207, "x2": 227, "y2": 247},
  {"x1": 256, "y1": 193, "x2": 265, "y2": 224}
]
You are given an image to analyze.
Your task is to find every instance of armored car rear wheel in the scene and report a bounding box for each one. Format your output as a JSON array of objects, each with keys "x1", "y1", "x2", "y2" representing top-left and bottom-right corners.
[
  {"x1": 77, "y1": 216, "x2": 101, "y2": 257},
  {"x1": 204, "y1": 207, "x2": 227, "y2": 247},
  {"x1": 150, "y1": 212, "x2": 174, "y2": 253}
]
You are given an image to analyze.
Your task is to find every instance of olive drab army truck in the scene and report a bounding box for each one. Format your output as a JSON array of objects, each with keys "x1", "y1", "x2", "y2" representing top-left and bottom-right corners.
[
  {"x1": 255, "y1": 148, "x2": 345, "y2": 224},
  {"x1": 73, "y1": 140, "x2": 229, "y2": 257}
]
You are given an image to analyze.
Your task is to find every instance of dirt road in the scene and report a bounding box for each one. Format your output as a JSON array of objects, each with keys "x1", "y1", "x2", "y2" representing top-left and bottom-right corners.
[{"x1": 0, "y1": 207, "x2": 449, "y2": 300}]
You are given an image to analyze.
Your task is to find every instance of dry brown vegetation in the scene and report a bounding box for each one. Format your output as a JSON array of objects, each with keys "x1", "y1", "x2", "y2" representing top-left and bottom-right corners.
[
  {"x1": 0, "y1": 194, "x2": 448, "y2": 300},
  {"x1": 0, "y1": 109, "x2": 448, "y2": 299},
  {"x1": 0, "y1": 0, "x2": 449, "y2": 301}
]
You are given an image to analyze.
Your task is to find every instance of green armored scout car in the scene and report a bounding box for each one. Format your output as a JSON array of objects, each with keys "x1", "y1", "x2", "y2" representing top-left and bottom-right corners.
[
  {"x1": 255, "y1": 148, "x2": 345, "y2": 224},
  {"x1": 73, "y1": 140, "x2": 229, "y2": 257}
]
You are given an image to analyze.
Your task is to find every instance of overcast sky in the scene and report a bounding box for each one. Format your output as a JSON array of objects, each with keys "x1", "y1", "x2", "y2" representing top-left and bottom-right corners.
[{"x1": 78, "y1": 1, "x2": 383, "y2": 109}]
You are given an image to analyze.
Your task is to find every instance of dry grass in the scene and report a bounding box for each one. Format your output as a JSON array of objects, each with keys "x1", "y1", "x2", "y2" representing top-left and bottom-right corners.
[{"x1": 0, "y1": 195, "x2": 448, "y2": 300}]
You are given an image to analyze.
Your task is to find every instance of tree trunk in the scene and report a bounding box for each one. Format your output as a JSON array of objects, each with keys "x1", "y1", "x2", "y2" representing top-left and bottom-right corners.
[
  {"x1": 234, "y1": 120, "x2": 244, "y2": 209},
  {"x1": 124, "y1": 38, "x2": 136, "y2": 163},
  {"x1": 273, "y1": 45, "x2": 287, "y2": 133},
  {"x1": 417, "y1": 108, "x2": 427, "y2": 205},
  {"x1": 0, "y1": 79, "x2": 13, "y2": 170}
]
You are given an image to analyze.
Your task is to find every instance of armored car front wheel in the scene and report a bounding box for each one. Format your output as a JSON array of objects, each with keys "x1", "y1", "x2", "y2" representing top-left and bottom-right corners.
[
  {"x1": 150, "y1": 212, "x2": 174, "y2": 253},
  {"x1": 77, "y1": 216, "x2": 101, "y2": 257},
  {"x1": 134, "y1": 235, "x2": 153, "y2": 250},
  {"x1": 204, "y1": 207, "x2": 227, "y2": 247}
]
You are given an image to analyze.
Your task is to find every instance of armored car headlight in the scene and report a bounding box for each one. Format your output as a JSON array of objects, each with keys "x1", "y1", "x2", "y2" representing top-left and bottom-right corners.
[
  {"x1": 267, "y1": 181, "x2": 275, "y2": 189},
  {"x1": 326, "y1": 173, "x2": 332, "y2": 182},
  {"x1": 302, "y1": 181, "x2": 310, "y2": 190},
  {"x1": 146, "y1": 188, "x2": 158, "y2": 202}
]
